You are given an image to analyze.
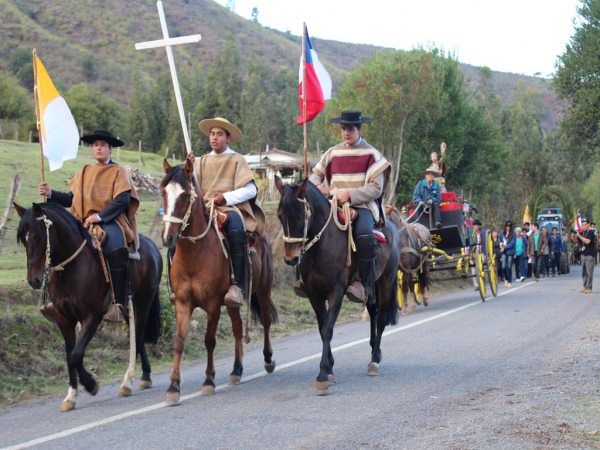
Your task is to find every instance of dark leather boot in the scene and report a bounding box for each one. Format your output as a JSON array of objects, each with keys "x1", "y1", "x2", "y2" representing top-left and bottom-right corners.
[
  {"x1": 225, "y1": 229, "x2": 247, "y2": 307},
  {"x1": 40, "y1": 302, "x2": 57, "y2": 323},
  {"x1": 103, "y1": 247, "x2": 129, "y2": 323},
  {"x1": 346, "y1": 235, "x2": 378, "y2": 304}
]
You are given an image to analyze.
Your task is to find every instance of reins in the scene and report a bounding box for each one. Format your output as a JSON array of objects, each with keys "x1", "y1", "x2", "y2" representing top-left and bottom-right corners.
[
  {"x1": 162, "y1": 190, "x2": 228, "y2": 257},
  {"x1": 36, "y1": 214, "x2": 88, "y2": 304},
  {"x1": 282, "y1": 193, "x2": 355, "y2": 266}
]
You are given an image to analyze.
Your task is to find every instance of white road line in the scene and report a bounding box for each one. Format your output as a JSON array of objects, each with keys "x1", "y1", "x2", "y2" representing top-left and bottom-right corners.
[{"x1": 1, "y1": 281, "x2": 537, "y2": 450}]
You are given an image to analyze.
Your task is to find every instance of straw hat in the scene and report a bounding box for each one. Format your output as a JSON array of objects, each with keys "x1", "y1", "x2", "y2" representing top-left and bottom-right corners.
[
  {"x1": 420, "y1": 166, "x2": 440, "y2": 177},
  {"x1": 199, "y1": 117, "x2": 242, "y2": 143}
]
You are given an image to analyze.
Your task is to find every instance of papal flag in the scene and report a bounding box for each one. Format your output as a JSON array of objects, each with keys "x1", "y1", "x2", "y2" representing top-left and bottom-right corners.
[{"x1": 34, "y1": 53, "x2": 79, "y2": 171}]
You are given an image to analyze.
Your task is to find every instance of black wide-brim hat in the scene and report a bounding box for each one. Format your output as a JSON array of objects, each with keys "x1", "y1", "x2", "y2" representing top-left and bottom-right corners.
[
  {"x1": 330, "y1": 110, "x2": 373, "y2": 125},
  {"x1": 473, "y1": 219, "x2": 482, "y2": 226},
  {"x1": 81, "y1": 130, "x2": 124, "y2": 147}
]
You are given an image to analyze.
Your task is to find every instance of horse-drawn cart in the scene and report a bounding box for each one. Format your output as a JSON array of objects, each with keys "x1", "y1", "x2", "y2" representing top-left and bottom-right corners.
[{"x1": 404, "y1": 191, "x2": 498, "y2": 302}]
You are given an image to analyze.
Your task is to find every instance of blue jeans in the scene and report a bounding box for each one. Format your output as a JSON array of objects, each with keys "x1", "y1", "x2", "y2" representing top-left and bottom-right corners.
[
  {"x1": 551, "y1": 252, "x2": 562, "y2": 275},
  {"x1": 225, "y1": 210, "x2": 244, "y2": 234},
  {"x1": 353, "y1": 208, "x2": 374, "y2": 237},
  {"x1": 101, "y1": 221, "x2": 125, "y2": 254},
  {"x1": 502, "y1": 253, "x2": 514, "y2": 283},
  {"x1": 514, "y1": 254, "x2": 526, "y2": 279}
]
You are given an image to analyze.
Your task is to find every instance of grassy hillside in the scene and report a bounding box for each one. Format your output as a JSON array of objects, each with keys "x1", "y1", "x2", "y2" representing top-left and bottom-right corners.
[{"x1": 0, "y1": 0, "x2": 561, "y2": 130}]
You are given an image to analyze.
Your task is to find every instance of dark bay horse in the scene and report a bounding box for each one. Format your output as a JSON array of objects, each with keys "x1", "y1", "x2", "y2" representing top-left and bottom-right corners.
[
  {"x1": 385, "y1": 205, "x2": 432, "y2": 315},
  {"x1": 275, "y1": 178, "x2": 400, "y2": 395},
  {"x1": 160, "y1": 159, "x2": 277, "y2": 405},
  {"x1": 15, "y1": 202, "x2": 162, "y2": 411}
]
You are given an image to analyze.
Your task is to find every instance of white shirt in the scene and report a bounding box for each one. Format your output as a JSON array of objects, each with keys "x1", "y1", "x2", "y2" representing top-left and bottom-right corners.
[
  {"x1": 345, "y1": 136, "x2": 363, "y2": 146},
  {"x1": 209, "y1": 147, "x2": 257, "y2": 206}
]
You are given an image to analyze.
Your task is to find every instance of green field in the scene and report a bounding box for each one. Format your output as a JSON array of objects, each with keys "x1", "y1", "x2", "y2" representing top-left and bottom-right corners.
[{"x1": 0, "y1": 140, "x2": 365, "y2": 407}]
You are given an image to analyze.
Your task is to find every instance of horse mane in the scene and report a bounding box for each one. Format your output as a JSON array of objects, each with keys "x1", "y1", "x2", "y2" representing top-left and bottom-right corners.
[
  {"x1": 160, "y1": 165, "x2": 207, "y2": 217},
  {"x1": 17, "y1": 203, "x2": 98, "y2": 260}
]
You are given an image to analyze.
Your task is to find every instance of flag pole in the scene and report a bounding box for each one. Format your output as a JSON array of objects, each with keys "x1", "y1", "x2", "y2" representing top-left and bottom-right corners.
[
  {"x1": 32, "y1": 49, "x2": 46, "y2": 202},
  {"x1": 302, "y1": 22, "x2": 308, "y2": 180}
]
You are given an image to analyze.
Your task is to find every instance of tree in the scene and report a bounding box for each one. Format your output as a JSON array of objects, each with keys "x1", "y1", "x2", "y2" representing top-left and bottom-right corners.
[
  {"x1": 226, "y1": 0, "x2": 235, "y2": 11},
  {"x1": 64, "y1": 84, "x2": 124, "y2": 138},
  {"x1": 553, "y1": 0, "x2": 600, "y2": 149},
  {"x1": 9, "y1": 47, "x2": 31, "y2": 75},
  {"x1": 0, "y1": 73, "x2": 32, "y2": 139},
  {"x1": 127, "y1": 74, "x2": 149, "y2": 147},
  {"x1": 81, "y1": 53, "x2": 98, "y2": 79},
  {"x1": 251, "y1": 7, "x2": 259, "y2": 23}
]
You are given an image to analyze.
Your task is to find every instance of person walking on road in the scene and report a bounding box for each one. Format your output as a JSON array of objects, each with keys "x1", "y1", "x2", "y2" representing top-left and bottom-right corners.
[
  {"x1": 524, "y1": 220, "x2": 533, "y2": 278},
  {"x1": 576, "y1": 218, "x2": 597, "y2": 293},
  {"x1": 514, "y1": 227, "x2": 528, "y2": 282},
  {"x1": 500, "y1": 221, "x2": 516, "y2": 288},
  {"x1": 540, "y1": 226, "x2": 554, "y2": 278},
  {"x1": 527, "y1": 222, "x2": 547, "y2": 282},
  {"x1": 550, "y1": 227, "x2": 564, "y2": 276}
]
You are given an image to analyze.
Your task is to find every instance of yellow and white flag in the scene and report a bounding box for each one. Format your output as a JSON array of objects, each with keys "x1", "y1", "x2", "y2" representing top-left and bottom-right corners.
[{"x1": 34, "y1": 54, "x2": 79, "y2": 171}]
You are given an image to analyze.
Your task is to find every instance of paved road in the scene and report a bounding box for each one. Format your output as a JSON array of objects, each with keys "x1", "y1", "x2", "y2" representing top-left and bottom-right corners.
[{"x1": 1, "y1": 268, "x2": 598, "y2": 449}]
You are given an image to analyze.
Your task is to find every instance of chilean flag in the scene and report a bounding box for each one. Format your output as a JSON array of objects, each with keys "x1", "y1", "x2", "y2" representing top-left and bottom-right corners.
[
  {"x1": 297, "y1": 26, "x2": 332, "y2": 125},
  {"x1": 576, "y1": 209, "x2": 583, "y2": 233}
]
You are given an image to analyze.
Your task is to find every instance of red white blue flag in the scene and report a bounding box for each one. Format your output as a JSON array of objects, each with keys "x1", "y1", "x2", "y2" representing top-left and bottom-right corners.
[
  {"x1": 297, "y1": 26, "x2": 332, "y2": 125},
  {"x1": 576, "y1": 209, "x2": 583, "y2": 233}
]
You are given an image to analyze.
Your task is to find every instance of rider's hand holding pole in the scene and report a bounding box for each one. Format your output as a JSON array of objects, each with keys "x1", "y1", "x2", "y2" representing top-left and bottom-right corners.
[
  {"x1": 186, "y1": 152, "x2": 195, "y2": 165},
  {"x1": 39, "y1": 182, "x2": 51, "y2": 197}
]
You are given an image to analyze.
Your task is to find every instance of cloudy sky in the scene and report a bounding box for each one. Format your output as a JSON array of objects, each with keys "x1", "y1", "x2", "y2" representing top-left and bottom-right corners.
[{"x1": 213, "y1": 0, "x2": 580, "y2": 77}]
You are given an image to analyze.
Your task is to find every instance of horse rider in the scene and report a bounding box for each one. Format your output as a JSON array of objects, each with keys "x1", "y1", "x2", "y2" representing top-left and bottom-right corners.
[
  {"x1": 185, "y1": 117, "x2": 265, "y2": 307},
  {"x1": 38, "y1": 130, "x2": 138, "y2": 323},
  {"x1": 295, "y1": 110, "x2": 391, "y2": 304},
  {"x1": 413, "y1": 165, "x2": 443, "y2": 228}
]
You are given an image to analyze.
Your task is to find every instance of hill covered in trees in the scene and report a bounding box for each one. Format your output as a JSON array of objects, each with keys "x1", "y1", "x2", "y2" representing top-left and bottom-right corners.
[{"x1": 1, "y1": 0, "x2": 560, "y2": 130}]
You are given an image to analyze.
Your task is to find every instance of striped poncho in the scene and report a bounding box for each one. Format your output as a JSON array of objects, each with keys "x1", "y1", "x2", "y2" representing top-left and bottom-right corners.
[{"x1": 312, "y1": 139, "x2": 390, "y2": 225}]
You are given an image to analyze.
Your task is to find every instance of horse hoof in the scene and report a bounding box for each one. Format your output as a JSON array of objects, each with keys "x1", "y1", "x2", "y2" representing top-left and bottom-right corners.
[
  {"x1": 89, "y1": 383, "x2": 99, "y2": 396},
  {"x1": 201, "y1": 385, "x2": 215, "y2": 396},
  {"x1": 61, "y1": 400, "x2": 76, "y2": 412},
  {"x1": 402, "y1": 310, "x2": 407, "y2": 316},
  {"x1": 139, "y1": 380, "x2": 152, "y2": 390},
  {"x1": 368, "y1": 362, "x2": 380, "y2": 376},
  {"x1": 315, "y1": 381, "x2": 329, "y2": 395},
  {"x1": 119, "y1": 386, "x2": 132, "y2": 397},
  {"x1": 165, "y1": 391, "x2": 180, "y2": 405},
  {"x1": 264, "y1": 360, "x2": 276, "y2": 373},
  {"x1": 228, "y1": 375, "x2": 241, "y2": 385},
  {"x1": 327, "y1": 374, "x2": 335, "y2": 386},
  {"x1": 423, "y1": 299, "x2": 429, "y2": 307}
]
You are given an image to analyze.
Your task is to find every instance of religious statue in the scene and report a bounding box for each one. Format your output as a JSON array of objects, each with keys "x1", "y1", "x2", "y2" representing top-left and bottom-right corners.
[{"x1": 429, "y1": 142, "x2": 447, "y2": 193}]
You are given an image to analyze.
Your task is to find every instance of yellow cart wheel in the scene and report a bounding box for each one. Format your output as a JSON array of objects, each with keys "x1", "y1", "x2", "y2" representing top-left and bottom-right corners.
[
  {"x1": 475, "y1": 248, "x2": 486, "y2": 301},
  {"x1": 486, "y1": 230, "x2": 498, "y2": 297},
  {"x1": 397, "y1": 270, "x2": 403, "y2": 309}
]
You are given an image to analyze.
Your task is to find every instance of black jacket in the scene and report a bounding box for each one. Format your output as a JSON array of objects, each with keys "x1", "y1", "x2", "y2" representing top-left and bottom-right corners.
[{"x1": 48, "y1": 159, "x2": 131, "y2": 223}]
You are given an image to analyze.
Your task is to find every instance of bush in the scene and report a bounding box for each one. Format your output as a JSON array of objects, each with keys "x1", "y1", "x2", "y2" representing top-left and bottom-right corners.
[{"x1": 81, "y1": 54, "x2": 98, "y2": 79}]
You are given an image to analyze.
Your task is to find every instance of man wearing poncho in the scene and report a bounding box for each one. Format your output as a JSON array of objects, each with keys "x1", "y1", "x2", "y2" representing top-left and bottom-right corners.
[
  {"x1": 297, "y1": 110, "x2": 391, "y2": 303},
  {"x1": 186, "y1": 118, "x2": 265, "y2": 307},
  {"x1": 38, "y1": 130, "x2": 138, "y2": 322}
]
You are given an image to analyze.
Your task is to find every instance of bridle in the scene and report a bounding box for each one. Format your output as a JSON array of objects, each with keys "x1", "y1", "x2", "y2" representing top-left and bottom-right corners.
[
  {"x1": 162, "y1": 185, "x2": 227, "y2": 256},
  {"x1": 281, "y1": 193, "x2": 354, "y2": 266}
]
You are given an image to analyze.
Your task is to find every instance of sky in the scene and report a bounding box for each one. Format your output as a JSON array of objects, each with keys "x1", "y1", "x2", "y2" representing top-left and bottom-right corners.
[{"x1": 213, "y1": 0, "x2": 580, "y2": 77}]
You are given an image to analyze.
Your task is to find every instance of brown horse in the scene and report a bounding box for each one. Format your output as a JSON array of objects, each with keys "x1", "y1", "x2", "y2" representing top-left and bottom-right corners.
[
  {"x1": 15, "y1": 202, "x2": 162, "y2": 411},
  {"x1": 385, "y1": 205, "x2": 432, "y2": 315},
  {"x1": 275, "y1": 178, "x2": 399, "y2": 395},
  {"x1": 160, "y1": 159, "x2": 277, "y2": 405}
]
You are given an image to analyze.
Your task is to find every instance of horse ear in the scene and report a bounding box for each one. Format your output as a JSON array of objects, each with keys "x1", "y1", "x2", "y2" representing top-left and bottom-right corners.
[
  {"x1": 13, "y1": 202, "x2": 27, "y2": 218},
  {"x1": 296, "y1": 178, "x2": 309, "y2": 199},
  {"x1": 163, "y1": 158, "x2": 172, "y2": 174},
  {"x1": 384, "y1": 204, "x2": 394, "y2": 216},
  {"x1": 32, "y1": 203, "x2": 43, "y2": 217},
  {"x1": 184, "y1": 157, "x2": 194, "y2": 179},
  {"x1": 274, "y1": 176, "x2": 285, "y2": 195}
]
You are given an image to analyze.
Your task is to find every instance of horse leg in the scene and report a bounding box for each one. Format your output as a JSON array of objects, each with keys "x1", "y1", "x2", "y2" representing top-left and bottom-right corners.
[
  {"x1": 119, "y1": 299, "x2": 136, "y2": 397},
  {"x1": 310, "y1": 289, "x2": 344, "y2": 395},
  {"x1": 368, "y1": 273, "x2": 395, "y2": 376},
  {"x1": 401, "y1": 272, "x2": 410, "y2": 316},
  {"x1": 366, "y1": 300, "x2": 378, "y2": 372},
  {"x1": 71, "y1": 317, "x2": 101, "y2": 396},
  {"x1": 408, "y1": 275, "x2": 417, "y2": 314},
  {"x1": 166, "y1": 302, "x2": 192, "y2": 405},
  {"x1": 56, "y1": 318, "x2": 78, "y2": 412},
  {"x1": 258, "y1": 290, "x2": 276, "y2": 373},
  {"x1": 201, "y1": 304, "x2": 221, "y2": 396},
  {"x1": 226, "y1": 305, "x2": 244, "y2": 386},
  {"x1": 138, "y1": 332, "x2": 152, "y2": 390}
]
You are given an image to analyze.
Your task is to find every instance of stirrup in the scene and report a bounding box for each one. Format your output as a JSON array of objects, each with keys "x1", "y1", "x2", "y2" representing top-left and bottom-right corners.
[
  {"x1": 224, "y1": 285, "x2": 244, "y2": 308},
  {"x1": 40, "y1": 303, "x2": 57, "y2": 323},
  {"x1": 103, "y1": 304, "x2": 124, "y2": 323},
  {"x1": 294, "y1": 280, "x2": 308, "y2": 298},
  {"x1": 169, "y1": 292, "x2": 176, "y2": 305},
  {"x1": 346, "y1": 281, "x2": 366, "y2": 304}
]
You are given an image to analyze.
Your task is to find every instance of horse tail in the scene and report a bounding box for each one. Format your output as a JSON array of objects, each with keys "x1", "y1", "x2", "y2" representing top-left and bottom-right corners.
[
  {"x1": 250, "y1": 293, "x2": 279, "y2": 325},
  {"x1": 144, "y1": 289, "x2": 161, "y2": 345},
  {"x1": 381, "y1": 270, "x2": 400, "y2": 327}
]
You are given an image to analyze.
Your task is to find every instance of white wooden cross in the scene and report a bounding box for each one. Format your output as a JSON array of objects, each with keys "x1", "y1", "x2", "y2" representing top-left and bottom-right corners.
[{"x1": 135, "y1": 1, "x2": 201, "y2": 155}]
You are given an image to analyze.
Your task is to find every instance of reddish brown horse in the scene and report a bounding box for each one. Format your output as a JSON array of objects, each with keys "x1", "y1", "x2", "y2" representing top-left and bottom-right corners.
[
  {"x1": 276, "y1": 178, "x2": 400, "y2": 395},
  {"x1": 160, "y1": 159, "x2": 277, "y2": 405},
  {"x1": 15, "y1": 202, "x2": 162, "y2": 411}
]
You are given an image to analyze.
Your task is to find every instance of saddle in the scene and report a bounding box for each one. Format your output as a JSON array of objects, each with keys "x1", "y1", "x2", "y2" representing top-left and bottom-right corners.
[
  {"x1": 89, "y1": 222, "x2": 140, "y2": 260},
  {"x1": 336, "y1": 206, "x2": 387, "y2": 243},
  {"x1": 214, "y1": 206, "x2": 256, "y2": 248}
]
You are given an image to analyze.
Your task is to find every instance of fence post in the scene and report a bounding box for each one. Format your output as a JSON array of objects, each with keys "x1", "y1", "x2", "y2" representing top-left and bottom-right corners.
[
  {"x1": 148, "y1": 195, "x2": 164, "y2": 241},
  {"x1": 29, "y1": 131, "x2": 32, "y2": 143},
  {"x1": 0, "y1": 174, "x2": 22, "y2": 250}
]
